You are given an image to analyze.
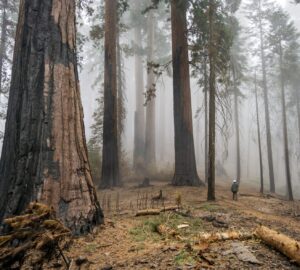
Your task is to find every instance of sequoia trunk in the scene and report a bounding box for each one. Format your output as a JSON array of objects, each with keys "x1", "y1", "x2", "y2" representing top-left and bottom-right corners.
[
  {"x1": 101, "y1": 0, "x2": 120, "y2": 188},
  {"x1": 0, "y1": 0, "x2": 103, "y2": 233},
  {"x1": 171, "y1": 0, "x2": 202, "y2": 186}
]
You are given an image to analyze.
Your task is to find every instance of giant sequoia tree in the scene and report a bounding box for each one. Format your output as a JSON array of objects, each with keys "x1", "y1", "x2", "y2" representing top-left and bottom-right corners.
[
  {"x1": 0, "y1": 0, "x2": 103, "y2": 233},
  {"x1": 171, "y1": 0, "x2": 203, "y2": 186},
  {"x1": 101, "y1": 0, "x2": 120, "y2": 188}
]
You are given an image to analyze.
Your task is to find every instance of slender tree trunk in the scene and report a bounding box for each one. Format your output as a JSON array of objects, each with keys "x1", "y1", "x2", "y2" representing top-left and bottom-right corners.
[
  {"x1": 0, "y1": 0, "x2": 103, "y2": 233},
  {"x1": 0, "y1": 0, "x2": 8, "y2": 94},
  {"x1": 258, "y1": 0, "x2": 275, "y2": 192},
  {"x1": 133, "y1": 25, "x2": 145, "y2": 175},
  {"x1": 255, "y1": 74, "x2": 264, "y2": 193},
  {"x1": 207, "y1": 0, "x2": 216, "y2": 200},
  {"x1": 145, "y1": 10, "x2": 156, "y2": 174},
  {"x1": 232, "y1": 66, "x2": 241, "y2": 182},
  {"x1": 279, "y1": 44, "x2": 293, "y2": 201},
  {"x1": 116, "y1": 26, "x2": 124, "y2": 177},
  {"x1": 101, "y1": 0, "x2": 120, "y2": 189},
  {"x1": 171, "y1": 0, "x2": 202, "y2": 186},
  {"x1": 204, "y1": 60, "x2": 208, "y2": 184}
]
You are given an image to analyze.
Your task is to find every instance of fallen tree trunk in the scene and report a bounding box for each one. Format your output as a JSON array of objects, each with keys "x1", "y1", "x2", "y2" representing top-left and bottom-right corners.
[
  {"x1": 198, "y1": 231, "x2": 252, "y2": 243},
  {"x1": 255, "y1": 226, "x2": 300, "y2": 265},
  {"x1": 161, "y1": 206, "x2": 179, "y2": 212},
  {"x1": 135, "y1": 209, "x2": 161, "y2": 216},
  {"x1": 135, "y1": 205, "x2": 179, "y2": 216}
]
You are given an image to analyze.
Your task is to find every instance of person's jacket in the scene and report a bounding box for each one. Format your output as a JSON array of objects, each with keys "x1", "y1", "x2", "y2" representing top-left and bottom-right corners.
[{"x1": 231, "y1": 182, "x2": 239, "y2": 193}]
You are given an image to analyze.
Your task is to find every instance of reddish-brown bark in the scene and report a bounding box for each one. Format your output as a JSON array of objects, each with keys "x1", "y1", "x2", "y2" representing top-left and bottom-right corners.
[
  {"x1": 171, "y1": 0, "x2": 203, "y2": 186},
  {"x1": 0, "y1": 0, "x2": 103, "y2": 234},
  {"x1": 101, "y1": 0, "x2": 120, "y2": 188}
]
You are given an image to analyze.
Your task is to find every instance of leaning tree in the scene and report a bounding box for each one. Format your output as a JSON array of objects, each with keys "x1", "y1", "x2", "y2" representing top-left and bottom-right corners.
[{"x1": 0, "y1": 0, "x2": 103, "y2": 234}]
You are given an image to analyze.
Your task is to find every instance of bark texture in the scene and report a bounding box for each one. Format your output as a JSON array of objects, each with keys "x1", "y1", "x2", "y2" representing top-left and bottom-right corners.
[
  {"x1": 255, "y1": 226, "x2": 300, "y2": 265},
  {"x1": 0, "y1": 0, "x2": 103, "y2": 234},
  {"x1": 145, "y1": 11, "x2": 156, "y2": 174},
  {"x1": 101, "y1": 0, "x2": 120, "y2": 189},
  {"x1": 171, "y1": 0, "x2": 203, "y2": 186},
  {"x1": 133, "y1": 24, "x2": 145, "y2": 175}
]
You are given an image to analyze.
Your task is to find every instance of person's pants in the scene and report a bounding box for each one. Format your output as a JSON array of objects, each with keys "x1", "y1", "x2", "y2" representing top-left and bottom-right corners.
[{"x1": 232, "y1": 192, "x2": 238, "y2": 201}]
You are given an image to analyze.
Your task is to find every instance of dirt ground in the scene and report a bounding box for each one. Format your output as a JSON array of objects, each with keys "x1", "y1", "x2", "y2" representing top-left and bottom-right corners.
[{"x1": 64, "y1": 180, "x2": 300, "y2": 270}]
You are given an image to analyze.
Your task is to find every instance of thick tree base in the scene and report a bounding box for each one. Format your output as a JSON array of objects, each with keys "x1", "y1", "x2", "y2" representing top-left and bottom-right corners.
[
  {"x1": 172, "y1": 174, "x2": 205, "y2": 187},
  {"x1": 66, "y1": 206, "x2": 104, "y2": 235}
]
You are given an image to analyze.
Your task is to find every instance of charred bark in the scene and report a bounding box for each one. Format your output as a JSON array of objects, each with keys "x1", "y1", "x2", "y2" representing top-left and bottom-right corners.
[
  {"x1": 0, "y1": 0, "x2": 103, "y2": 234},
  {"x1": 145, "y1": 11, "x2": 156, "y2": 174},
  {"x1": 258, "y1": 0, "x2": 275, "y2": 192},
  {"x1": 171, "y1": 0, "x2": 203, "y2": 186},
  {"x1": 133, "y1": 24, "x2": 145, "y2": 175},
  {"x1": 101, "y1": 0, "x2": 120, "y2": 189}
]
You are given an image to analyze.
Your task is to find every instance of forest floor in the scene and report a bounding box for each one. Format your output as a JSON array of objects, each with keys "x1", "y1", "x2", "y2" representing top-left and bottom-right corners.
[{"x1": 64, "y1": 180, "x2": 300, "y2": 270}]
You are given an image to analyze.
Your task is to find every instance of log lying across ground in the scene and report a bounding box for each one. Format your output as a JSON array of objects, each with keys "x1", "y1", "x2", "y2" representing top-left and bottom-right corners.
[
  {"x1": 197, "y1": 231, "x2": 253, "y2": 243},
  {"x1": 135, "y1": 205, "x2": 179, "y2": 216},
  {"x1": 255, "y1": 225, "x2": 300, "y2": 266},
  {"x1": 0, "y1": 202, "x2": 71, "y2": 269}
]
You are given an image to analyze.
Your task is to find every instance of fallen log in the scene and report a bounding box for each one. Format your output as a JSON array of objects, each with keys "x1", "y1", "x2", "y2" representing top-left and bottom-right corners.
[
  {"x1": 255, "y1": 225, "x2": 300, "y2": 265},
  {"x1": 135, "y1": 209, "x2": 161, "y2": 216},
  {"x1": 197, "y1": 231, "x2": 252, "y2": 243},
  {"x1": 161, "y1": 205, "x2": 179, "y2": 212},
  {"x1": 135, "y1": 205, "x2": 179, "y2": 216}
]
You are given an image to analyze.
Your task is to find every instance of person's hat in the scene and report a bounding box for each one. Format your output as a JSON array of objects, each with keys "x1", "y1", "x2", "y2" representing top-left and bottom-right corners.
[{"x1": 233, "y1": 179, "x2": 237, "y2": 183}]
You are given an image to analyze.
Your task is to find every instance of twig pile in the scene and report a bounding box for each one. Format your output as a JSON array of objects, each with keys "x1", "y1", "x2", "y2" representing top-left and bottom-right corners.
[{"x1": 0, "y1": 202, "x2": 71, "y2": 269}]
